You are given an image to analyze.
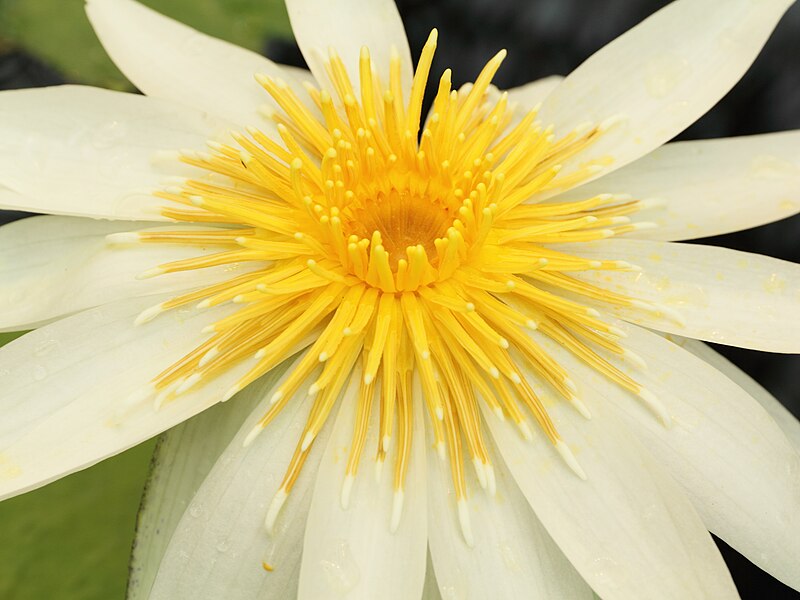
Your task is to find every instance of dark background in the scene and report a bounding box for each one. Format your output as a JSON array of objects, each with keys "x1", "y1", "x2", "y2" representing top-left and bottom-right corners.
[{"x1": 1, "y1": 0, "x2": 798, "y2": 597}]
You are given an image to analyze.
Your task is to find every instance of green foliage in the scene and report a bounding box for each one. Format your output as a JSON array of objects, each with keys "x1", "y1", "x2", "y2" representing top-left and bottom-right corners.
[
  {"x1": 0, "y1": 442, "x2": 157, "y2": 599},
  {"x1": 0, "y1": 0, "x2": 293, "y2": 89}
]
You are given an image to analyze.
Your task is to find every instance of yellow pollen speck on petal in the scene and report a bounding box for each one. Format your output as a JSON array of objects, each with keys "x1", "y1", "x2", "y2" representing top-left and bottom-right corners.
[
  {"x1": 0, "y1": 454, "x2": 22, "y2": 480},
  {"x1": 131, "y1": 31, "x2": 672, "y2": 539}
]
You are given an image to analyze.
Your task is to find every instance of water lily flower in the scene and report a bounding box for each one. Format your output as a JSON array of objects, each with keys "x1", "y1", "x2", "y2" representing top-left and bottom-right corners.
[{"x1": 1, "y1": 0, "x2": 799, "y2": 597}]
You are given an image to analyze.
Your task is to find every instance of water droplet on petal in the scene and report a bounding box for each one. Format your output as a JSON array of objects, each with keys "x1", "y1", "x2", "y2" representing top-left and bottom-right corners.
[
  {"x1": 320, "y1": 539, "x2": 361, "y2": 594},
  {"x1": 644, "y1": 54, "x2": 691, "y2": 98},
  {"x1": 33, "y1": 339, "x2": 60, "y2": 357},
  {"x1": 32, "y1": 365, "x2": 47, "y2": 381}
]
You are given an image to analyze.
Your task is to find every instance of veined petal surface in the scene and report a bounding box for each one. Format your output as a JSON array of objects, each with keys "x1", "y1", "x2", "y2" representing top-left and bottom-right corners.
[
  {"x1": 426, "y1": 431, "x2": 592, "y2": 599},
  {"x1": 673, "y1": 336, "x2": 800, "y2": 452},
  {"x1": 148, "y1": 358, "x2": 326, "y2": 600},
  {"x1": 556, "y1": 238, "x2": 800, "y2": 352},
  {"x1": 0, "y1": 296, "x2": 244, "y2": 500},
  {"x1": 298, "y1": 374, "x2": 427, "y2": 600},
  {"x1": 0, "y1": 86, "x2": 231, "y2": 220},
  {"x1": 484, "y1": 379, "x2": 739, "y2": 599},
  {"x1": 286, "y1": 0, "x2": 413, "y2": 99},
  {"x1": 580, "y1": 322, "x2": 800, "y2": 590},
  {"x1": 0, "y1": 217, "x2": 258, "y2": 331},
  {"x1": 558, "y1": 131, "x2": 800, "y2": 241},
  {"x1": 537, "y1": 0, "x2": 794, "y2": 188},
  {"x1": 86, "y1": 0, "x2": 309, "y2": 127}
]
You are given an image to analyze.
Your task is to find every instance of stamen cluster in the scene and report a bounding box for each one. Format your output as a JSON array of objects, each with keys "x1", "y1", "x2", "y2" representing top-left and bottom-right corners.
[{"x1": 115, "y1": 30, "x2": 672, "y2": 542}]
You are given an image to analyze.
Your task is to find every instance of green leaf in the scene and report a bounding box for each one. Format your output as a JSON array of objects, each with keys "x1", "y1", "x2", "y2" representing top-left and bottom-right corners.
[
  {"x1": 0, "y1": 440, "x2": 157, "y2": 599},
  {"x1": 0, "y1": 0, "x2": 293, "y2": 90},
  {"x1": 0, "y1": 329, "x2": 157, "y2": 599},
  {"x1": 0, "y1": 330, "x2": 26, "y2": 346}
]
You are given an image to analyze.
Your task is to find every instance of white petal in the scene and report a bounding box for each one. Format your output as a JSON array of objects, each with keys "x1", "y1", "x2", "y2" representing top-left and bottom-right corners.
[
  {"x1": 580, "y1": 322, "x2": 800, "y2": 590},
  {"x1": 86, "y1": 0, "x2": 309, "y2": 127},
  {"x1": 556, "y1": 238, "x2": 800, "y2": 352},
  {"x1": 128, "y1": 363, "x2": 290, "y2": 600},
  {"x1": 0, "y1": 85, "x2": 231, "y2": 220},
  {"x1": 285, "y1": 0, "x2": 413, "y2": 100},
  {"x1": 426, "y1": 426, "x2": 592, "y2": 599},
  {"x1": 672, "y1": 335, "x2": 800, "y2": 452},
  {"x1": 537, "y1": 0, "x2": 793, "y2": 187},
  {"x1": 298, "y1": 371, "x2": 427, "y2": 600},
  {"x1": 506, "y1": 75, "x2": 563, "y2": 108},
  {"x1": 0, "y1": 186, "x2": 35, "y2": 213},
  {"x1": 558, "y1": 131, "x2": 800, "y2": 241},
  {"x1": 148, "y1": 357, "x2": 326, "y2": 600},
  {"x1": 483, "y1": 361, "x2": 738, "y2": 599},
  {"x1": 0, "y1": 295, "x2": 246, "y2": 500},
  {"x1": 0, "y1": 217, "x2": 259, "y2": 331}
]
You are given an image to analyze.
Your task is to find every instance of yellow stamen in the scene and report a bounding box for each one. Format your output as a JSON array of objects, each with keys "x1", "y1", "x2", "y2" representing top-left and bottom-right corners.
[{"x1": 125, "y1": 32, "x2": 669, "y2": 537}]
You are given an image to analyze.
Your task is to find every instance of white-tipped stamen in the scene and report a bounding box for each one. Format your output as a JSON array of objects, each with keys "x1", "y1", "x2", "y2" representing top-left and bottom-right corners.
[
  {"x1": 486, "y1": 464, "x2": 497, "y2": 497},
  {"x1": 105, "y1": 231, "x2": 141, "y2": 245},
  {"x1": 622, "y1": 348, "x2": 648, "y2": 370},
  {"x1": 175, "y1": 372, "x2": 202, "y2": 395},
  {"x1": 199, "y1": 346, "x2": 220, "y2": 368},
  {"x1": 136, "y1": 266, "x2": 165, "y2": 280},
  {"x1": 458, "y1": 499, "x2": 475, "y2": 547},
  {"x1": 243, "y1": 422, "x2": 265, "y2": 447},
  {"x1": 341, "y1": 474, "x2": 355, "y2": 509},
  {"x1": 518, "y1": 420, "x2": 534, "y2": 441},
  {"x1": 265, "y1": 489, "x2": 288, "y2": 535},
  {"x1": 473, "y1": 457, "x2": 488, "y2": 489},
  {"x1": 390, "y1": 489, "x2": 405, "y2": 533},
  {"x1": 437, "y1": 441, "x2": 447, "y2": 460},
  {"x1": 569, "y1": 395, "x2": 592, "y2": 419},
  {"x1": 638, "y1": 387, "x2": 672, "y2": 427},
  {"x1": 300, "y1": 431, "x2": 316, "y2": 452},
  {"x1": 555, "y1": 440, "x2": 587, "y2": 480}
]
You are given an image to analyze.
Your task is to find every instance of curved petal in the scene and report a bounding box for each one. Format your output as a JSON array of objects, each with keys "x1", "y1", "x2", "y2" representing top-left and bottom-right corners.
[
  {"x1": 285, "y1": 0, "x2": 412, "y2": 100},
  {"x1": 0, "y1": 85, "x2": 231, "y2": 220},
  {"x1": 147, "y1": 357, "x2": 326, "y2": 600},
  {"x1": 482, "y1": 368, "x2": 739, "y2": 599},
  {"x1": 537, "y1": 0, "x2": 793, "y2": 189},
  {"x1": 0, "y1": 186, "x2": 36, "y2": 214},
  {"x1": 86, "y1": 0, "x2": 309, "y2": 127},
  {"x1": 577, "y1": 322, "x2": 800, "y2": 590},
  {"x1": 426, "y1": 426, "x2": 592, "y2": 599},
  {"x1": 298, "y1": 372, "x2": 427, "y2": 600},
  {"x1": 0, "y1": 295, "x2": 247, "y2": 500},
  {"x1": 127, "y1": 363, "x2": 287, "y2": 600},
  {"x1": 557, "y1": 131, "x2": 800, "y2": 241},
  {"x1": 555, "y1": 238, "x2": 800, "y2": 352},
  {"x1": 671, "y1": 336, "x2": 800, "y2": 452},
  {"x1": 0, "y1": 217, "x2": 259, "y2": 331}
]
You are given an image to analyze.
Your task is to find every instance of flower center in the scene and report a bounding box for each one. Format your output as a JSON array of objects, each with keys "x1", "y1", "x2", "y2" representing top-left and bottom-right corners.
[
  {"x1": 114, "y1": 30, "x2": 678, "y2": 545},
  {"x1": 346, "y1": 187, "x2": 454, "y2": 268}
]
